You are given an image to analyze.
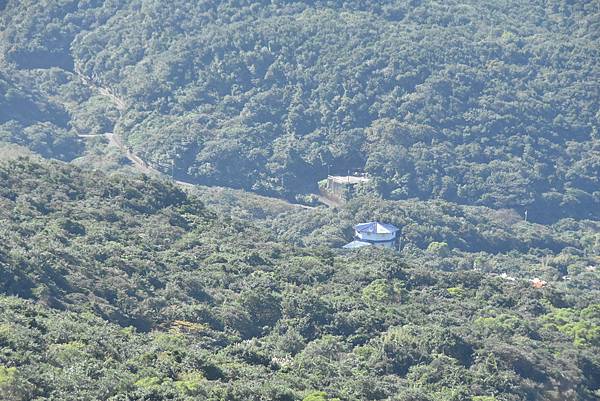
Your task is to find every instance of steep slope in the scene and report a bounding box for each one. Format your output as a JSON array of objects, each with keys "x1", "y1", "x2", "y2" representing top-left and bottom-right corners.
[
  {"x1": 0, "y1": 70, "x2": 82, "y2": 160},
  {"x1": 1, "y1": 1, "x2": 599, "y2": 221}
]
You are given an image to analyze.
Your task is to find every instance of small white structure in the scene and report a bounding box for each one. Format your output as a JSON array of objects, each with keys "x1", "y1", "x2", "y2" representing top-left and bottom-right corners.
[
  {"x1": 343, "y1": 222, "x2": 400, "y2": 249},
  {"x1": 321, "y1": 175, "x2": 370, "y2": 204},
  {"x1": 342, "y1": 240, "x2": 372, "y2": 249}
]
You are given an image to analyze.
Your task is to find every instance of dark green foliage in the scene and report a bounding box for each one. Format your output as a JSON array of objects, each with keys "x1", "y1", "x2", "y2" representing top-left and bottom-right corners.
[
  {"x1": 0, "y1": 71, "x2": 83, "y2": 160},
  {"x1": 1, "y1": 0, "x2": 599, "y2": 220},
  {"x1": 1, "y1": 1, "x2": 599, "y2": 399},
  {"x1": 0, "y1": 159, "x2": 599, "y2": 400}
]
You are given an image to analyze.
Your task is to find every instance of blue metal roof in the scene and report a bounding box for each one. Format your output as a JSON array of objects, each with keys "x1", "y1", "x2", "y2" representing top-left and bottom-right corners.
[
  {"x1": 354, "y1": 222, "x2": 399, "y2": 234},
  {"x1": 342, "y1": 240, "x2": 372, "y2": 249}
]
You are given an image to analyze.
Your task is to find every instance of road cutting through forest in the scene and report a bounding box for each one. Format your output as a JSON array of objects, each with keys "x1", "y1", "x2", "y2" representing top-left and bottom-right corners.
[{"x1": 75, "y1": 73, "x2": 315, "y2": 210}]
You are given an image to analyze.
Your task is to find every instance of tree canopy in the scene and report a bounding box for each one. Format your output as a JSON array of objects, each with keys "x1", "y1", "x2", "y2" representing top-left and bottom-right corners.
[
  {"x1": 1, "y1": 1, "x2": 599, "y2": 399},
  {"x1": 1, "y1": 0, "x2": 599, "y2": 221},
  {"x1": 0, "y1": 158, "x2": 598, "y2": 400}
]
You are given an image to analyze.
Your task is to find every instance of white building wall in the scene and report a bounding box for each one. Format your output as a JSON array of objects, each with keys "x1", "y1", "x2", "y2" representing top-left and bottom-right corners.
[
  {"x1": 355, "y1": 231, "x2": 396, "y2": 242},
  {"x1": 372, "y1": 241, "x2": 395, "y2": 249}
]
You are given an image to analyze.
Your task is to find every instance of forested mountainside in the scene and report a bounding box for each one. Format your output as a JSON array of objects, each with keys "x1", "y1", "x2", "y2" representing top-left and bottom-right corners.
[
  {"x1": 1, "y1": 158, "x2": 599, "y2": 401},
  {"x1": 1, "y1": 0, "x2": 599, "y2": 222},
  {"x1": 0, "y1": 71, "x2": 82, "y2": 160},
  {"x1": 1, "y1": 1, "x2": 600, "y2": 400}
]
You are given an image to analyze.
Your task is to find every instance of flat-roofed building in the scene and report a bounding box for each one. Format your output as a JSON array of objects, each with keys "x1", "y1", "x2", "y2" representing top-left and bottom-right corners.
[{"x1": 320, "y1": 175, "x2": 370, "y2": 204}]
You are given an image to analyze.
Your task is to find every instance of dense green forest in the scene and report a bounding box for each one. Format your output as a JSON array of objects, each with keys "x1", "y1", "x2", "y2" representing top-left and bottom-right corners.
[
  {"x1": 1, "y1": 0, "x2": 599, "y2": 221},
  {"x1": 1, "y1": 1, "x2": 599, "y2": 400},
  {"x1": 0, "y1": 71, "x2": 82, "y2": 160},
  {"x1": 1, "y1": 158, "x2": 599, "y2": 400}
]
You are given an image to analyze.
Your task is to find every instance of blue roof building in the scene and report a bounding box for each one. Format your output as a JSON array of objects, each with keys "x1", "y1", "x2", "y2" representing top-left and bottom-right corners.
[
  {"x1": 342, "y1": 240, "x2": 372, "y2": 249},
  {"x1": 343, "y1": 221, "x2": 400, "y2": 249}
]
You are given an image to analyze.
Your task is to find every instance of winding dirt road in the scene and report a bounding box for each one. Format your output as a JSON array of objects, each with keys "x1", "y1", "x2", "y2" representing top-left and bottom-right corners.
[{"x1": 75, "y1": 74, "x2": 315, "y2": 210}]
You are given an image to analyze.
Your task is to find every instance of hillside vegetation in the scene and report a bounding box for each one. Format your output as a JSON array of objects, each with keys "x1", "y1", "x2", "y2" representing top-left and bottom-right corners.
[
  {"x1": 0, "y1": 71, "x2": 82, "y2": 160},
  {"x1": 1, "y1": 1, "x2": 599, "y2": 400},
  {"x1": 1, "y1": 0, "x2": 599, "y2": 221},
  {"x1": 0, "y1": 158, "x2": 599, "y2": 400}
]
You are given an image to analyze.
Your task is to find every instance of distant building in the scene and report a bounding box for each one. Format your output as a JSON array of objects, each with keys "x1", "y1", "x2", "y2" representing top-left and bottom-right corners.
[
  {"x1": 343, "y1": 222, "x2": 400, "y2": 249},
  {"x1": 530, "y1": 278, "x2": 547, "y2": 289},
  {"x1": 320, "y1": 175, "x2": 370, "y2": 204}
]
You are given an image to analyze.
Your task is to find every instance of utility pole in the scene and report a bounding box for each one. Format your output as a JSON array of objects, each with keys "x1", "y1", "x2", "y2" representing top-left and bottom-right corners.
[{"x1": 524, "y1": 209, "x2": 528, "y2": 222}]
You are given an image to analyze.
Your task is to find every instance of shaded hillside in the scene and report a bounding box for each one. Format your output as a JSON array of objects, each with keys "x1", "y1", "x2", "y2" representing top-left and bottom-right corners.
[
  {"x1": 0, "y1": 71, "x2": 82, "y2": 160},
  {"x1": 1, "y1": 1, "x2": 599, "y2": 221}
]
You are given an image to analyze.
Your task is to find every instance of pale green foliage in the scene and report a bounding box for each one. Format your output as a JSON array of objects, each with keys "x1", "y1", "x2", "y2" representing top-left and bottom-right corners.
[
  {"x1": 134, "y1": 376, "x2": 162, "y2": 389},
  {"x1": 302, "y1": 391, "x2": 341, "y2": 401},
  {"x1": 0, "y1": 366, "x2": 16, "y2": 387},
  {"x1": 427, "y1": 242, "x2": 450, "y2": 257},
  {"x1": 447, "y1": 287, "x2": 465, "y2": 298},
  {"x1": 174, "y1": 371, "x2": 205, "y2": 395},
  {"x1": 362, "y1": 279, "x2": 403, "y2": 303},
  {"x1": 541, "y1": 304, "x2": 600, "y2": 347}
]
